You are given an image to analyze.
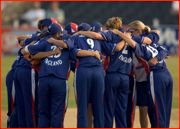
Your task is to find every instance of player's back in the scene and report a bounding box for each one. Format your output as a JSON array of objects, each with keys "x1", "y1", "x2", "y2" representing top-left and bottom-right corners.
[
  {"x1": 149, "y1": 43, "x2": 168, "y2": 71},
  {"x1": 73, "y1": 35, "x2": 103, "y2": 67},
  {"x1": 101, "y1": 30, "x2": 133, "y2": 75},
  {"x1": 28, "y1": 36, "x2": 71, "y2": 80}
]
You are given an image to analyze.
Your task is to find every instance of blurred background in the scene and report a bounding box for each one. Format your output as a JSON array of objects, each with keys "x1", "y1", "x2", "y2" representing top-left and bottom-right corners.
[
  {"x1": 1, "y1": 1, "x2": 179, "y2": 128},
  {"x1": 1, "y1": 1, "x2": 179, "y2": 55}
]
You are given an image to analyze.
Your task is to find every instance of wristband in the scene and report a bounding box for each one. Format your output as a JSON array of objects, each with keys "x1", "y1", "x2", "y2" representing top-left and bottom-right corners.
[{"x1": 25, "y1": 45, "x2": 30, "y2": 53}]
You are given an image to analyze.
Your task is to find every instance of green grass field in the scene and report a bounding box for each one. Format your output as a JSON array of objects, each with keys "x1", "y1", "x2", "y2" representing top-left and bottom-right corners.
[
  {"x1": 1, "y1": 55, "x2": 179, "y2": 127},
  {"x1": 1, "y1": 55, "x2": 179, "y2": 110}
]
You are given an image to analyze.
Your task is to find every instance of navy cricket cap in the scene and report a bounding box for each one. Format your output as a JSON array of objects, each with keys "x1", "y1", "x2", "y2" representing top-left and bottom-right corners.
[
  {"x1": 48, "y1": 23, "x2": 62, "y2": 34},
  {"x1": 60, "y1": 33, "x2": 70, "y2": 40},
  {"x1": 62, "y1": 30, "x2": 68, "y2": 34},
  {"x1": 41, "y1": 17, "x2": 57, "y2": 27},
  {"x1": 65, "y1": 22, "x2": 78, "y2": 35},
  {"x1": 91, "y1": 22, "x2": 102, "y2": 32},
  {"x1": 78, "y1": 23, "x2": 91, "y2": 31}
]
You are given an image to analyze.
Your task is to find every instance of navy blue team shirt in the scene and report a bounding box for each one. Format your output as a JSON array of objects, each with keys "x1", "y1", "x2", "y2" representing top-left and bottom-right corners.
[
  {"x1": 100, "y1": 29, "x2": 133, "y2": 75},
  {"x1": 65, "y1": 35, "x2": 103, "y2": 67},
  {"x1": 28, "y1": 36, "x2": 75, "y2": 80},
  {"x1": 132, "y1": 31, "x2": 168, "y2": 71}
]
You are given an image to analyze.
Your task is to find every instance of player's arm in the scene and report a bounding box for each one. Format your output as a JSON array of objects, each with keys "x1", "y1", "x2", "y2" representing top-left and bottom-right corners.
[
  {"x1": 17, "y1": 35, "x2": 31, "y2": 42},
  {"x1": 76, "y1": 50, "x2": 101, "y2": 60},
  {"x1": 18, "y1": 36, "x2": 32, "y2": 46},
  {"x1": 74, "y1": 31, "x2": 105, "y2": 40},
  {"x1": 150, "y1": 30, "x2": 160, "y2": 35},
  {"x1": 132, "y1": 30, "x2": 160, "y2": 45},
  {"x1": 20, "y1": 41, "x2": 36, "y2": 54},
  {"x1": 111, "y1": 29, "x2": 136, "y2": 48},
  {"x1": 34, "y1": 48, "x2": 61, "y2": 59},
  {"x1": 131, "y1": 34, "x2": 152, "y2": 45},
  {"x1": 148, "y1": 45, "x2": 169, "y2": 66},
  {"x1": 115, "y1": 40, "x2": 126, "y2": 52},
  {"x1": 142, "y1": 37, "x2": 152, "y2": 44},
  {"x1": 47, "y1": 38, "x2": 68, "y2": 48}
]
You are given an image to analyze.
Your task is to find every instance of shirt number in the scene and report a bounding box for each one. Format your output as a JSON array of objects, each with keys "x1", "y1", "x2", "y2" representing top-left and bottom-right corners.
[
  {"x1": 87, "y1": 38, "x2": 94, "y2": 49},
  {"x1": 146, "y1": 45, "x2": 158, "y2": 58},
  {"x1": 48, "y1": 45, "x2": 61, "y2": 58},
  {"x1": 122, "y1": 44, "x2": 128, "y2": 54}
]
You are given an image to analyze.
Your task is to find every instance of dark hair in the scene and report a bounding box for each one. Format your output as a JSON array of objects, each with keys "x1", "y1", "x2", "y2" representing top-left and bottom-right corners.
[
  {"x1": 38, "y1": 19, "x2": 45, "y2": 31},
  {"x1": 37, "y1": 29, "x2": 57, "y2": 40},
  {"x1": 78, "y1": 26, "x2": 84, "y2": 31},
  {"x1": 58, "y1": 36, "x2": 64, "y2": 40}
]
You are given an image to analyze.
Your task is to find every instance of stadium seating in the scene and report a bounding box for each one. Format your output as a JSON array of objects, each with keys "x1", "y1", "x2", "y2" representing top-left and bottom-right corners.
[{"x1": 40, "y1": 1, "x2": 177, "y2": 25}]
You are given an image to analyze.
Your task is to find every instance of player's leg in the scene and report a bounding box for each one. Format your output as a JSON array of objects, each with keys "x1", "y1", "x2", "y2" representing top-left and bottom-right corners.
[
  {"x1": 87, "y1": 103, "x2": 93, "y2": 128},
  {"x1": 136, "y1": 81, "x2": 149, "y2": 128},
  {"x1": 20, "y1": 68, "x2": 38, "y2": 128},
  {"x1": 38, "y1": 77, "x2": 51, "y2": 128},
  {"x1": 139, "y1": 106, "x2": 148, "y2": 127},
  {"x1": 51, "y1": 77, "x2": 67, "y2": 128},
  {"x1": 6, "y1": 69, "x2": 16, "y2": 127},
  {"x1": 126, "y1": 75, "x2": 136, "y2": 128},
  {"x1": 115, "y1": 74, "x2": 129, "y2": 128},
  {"x1": 91, "y1": 66, "x2": 104, "y2": 128},
  {"x1": 9, "y1": 106, "x2": 19, "y2": 128},
  {"x1": 148, "y1": 71, "x2": 169, "y2": 128},
  {"x1": 74, "y1": 67, "x2": 91, "y2": 128},
  {"x1": 165, "y1": 71, "x2": 173, "y2": 128},
  {"x1": 104, "y1": 73, "x2": 117, "y2": 128},
  {"x1": 14, "y1": 68, "x2": 27, "y2": 127}
]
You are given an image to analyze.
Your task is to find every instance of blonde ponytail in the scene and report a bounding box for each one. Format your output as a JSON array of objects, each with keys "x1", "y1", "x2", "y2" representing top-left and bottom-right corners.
[
  {"x1": 143, "y1": 26, "x2": 151, "y2": 34},
  {"x1": 128, "y1": 20, "x2": 150, "y2": 34}
]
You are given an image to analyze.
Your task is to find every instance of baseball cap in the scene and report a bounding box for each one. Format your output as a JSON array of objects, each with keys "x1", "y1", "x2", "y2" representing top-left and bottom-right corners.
[
  {"x1": 65, "y1": 22, "x2": 78, "y2": 35},
  {"x1": 62, "y1": 30, "x2": 68, "y2": 34},
  {"x1": 41, "y1": 17, "x2": 57, "y2": 27},
  {"x1": 60, "y1": 33, "x2": 70, "y2": 40},
  {"x1": 56, "y1": 23, "x2": 64, "y2": 31},
  {"x1": 48, "y1": 23, "x2": 62, "y2": 34},
  {"x1": 91, "y1": 22, "x2": 102, "y2": 32},
  {"x1": 78, "y1": 23, "x2": 91, "y2": 31}
]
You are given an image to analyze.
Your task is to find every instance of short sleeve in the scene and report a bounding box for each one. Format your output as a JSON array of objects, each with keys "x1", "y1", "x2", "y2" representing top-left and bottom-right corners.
[
  {"x1": 64, "y1": 36, "x2": 76, "y2": 51},
  {"x1": 28, "y1": 40, "x2": 46, "y2": 55},
  {"x1": 100, "y1": 30, "x2": 112, "y2": 42},
  {"x1": 69, "y1": 47, "x2": 81, "y2": 61},
  {"x1": 100, "y1": 41, "x2": 116, "y2": 56},
  {"x1": 147, "y1": 32, "x2": 160, "y2": 43},
  {"x1": 24, "y1": 36, "x2": 37, "y2": 46},
  {"x1": 131, "y1": 34, "x2": 144, "y2": 44},
  {"x1": 156, "y1": 45, "x2": 169, "y2": 61}
]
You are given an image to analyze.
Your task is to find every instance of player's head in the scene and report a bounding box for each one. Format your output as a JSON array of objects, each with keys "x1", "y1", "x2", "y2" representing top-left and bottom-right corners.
[
  {"x1": 105, "y1": 17, "x2": 122, "y2": 30},
  {"x1": 128, "y1": 20, "x2": 151, "y2": 36},
  {"x1": 38, "y1": 23, "x2": 62, "y2": 40},
  {"x1": 38, "y1": 17, "x2": 57, "y2": 31},
  {"x1": 91, "y1": 22, "x2": 102, "y2": 32},
  {"x1": 64, "y1": 22, "x2": 78, "y2": 36},
  {"x1": 78, "y1": 23, "x2": 91, "y2": 31}
]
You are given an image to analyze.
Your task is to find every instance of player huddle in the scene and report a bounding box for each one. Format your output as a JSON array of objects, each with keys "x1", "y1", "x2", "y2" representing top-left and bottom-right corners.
[{"x1": 6, "y1": 17, "x2": 173, "y2": 128}]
